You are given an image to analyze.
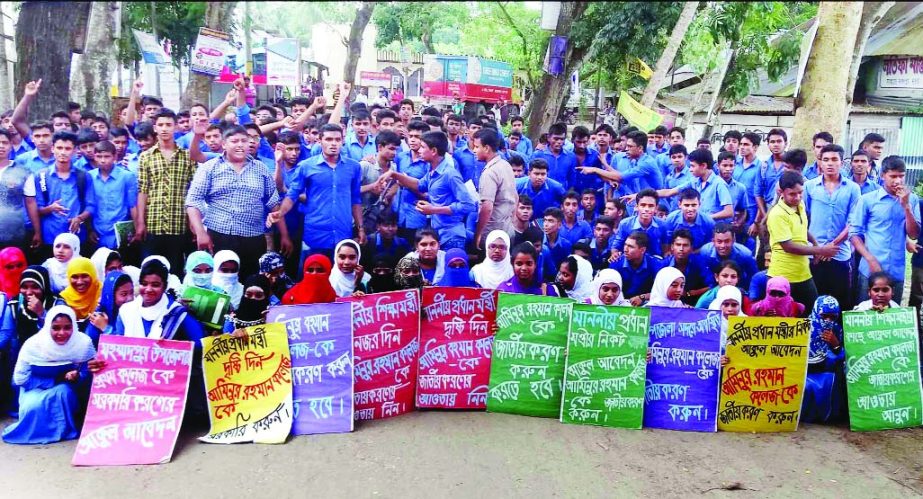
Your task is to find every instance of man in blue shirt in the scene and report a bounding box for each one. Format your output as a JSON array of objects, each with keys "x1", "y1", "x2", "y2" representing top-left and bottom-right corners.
[
  {"x1": 716, "y1": 151, "x2": 752, "y2": 248},
  {"x1": 452, "y1": 118, "x2": 486, "y2": 188},
  {"x1": 588, "y1": 215, "x2": 616, "y2": 271},
  {"x1": 754, "y1": 128, "x2": 789, "y2": 228},
  {"x1": 531, "y1": 122, "x2": 577, "y2": 190},
  {"x1": 736, "y1": 132, "x2": 764, "y2": 233},
  {"x1": 653, "y1": 148, "x2": 733, "y2": 221},
  {"x1": 700, "y1": 223, "x2": 759, "y2": 293},
  {"x1": 445, "y1": 114, "x2": 467, "y2": 152},
  {"x1": 571, "y1": 126, "x2": 602, "y2": 197},
  {"x1": 577, "y1": 130, "x2": 662, "y2": 194},
  {"x1": 394, "y1": 121, "x2": 430, "y2": 242},
  {"x1": 273, "y1": 131, "x2": 308, "y2": 277},
  {"x1": 662, "y1": 144, "x2": 692, "y2": 212},
  {"x1": 662, "y1": 188, "x2": 715, "y2": 253},
  {"x1": 510, "y1": 116, "x2": 533, "y2": 157},
  {"x1": 662, "y1": 228, "x2": 715, "y2": 306},
  {"x1": 268, "y1": 123, "x2": 363, "y2": 260},
  {"x1": 805, "y1": 143, "x2": 860, "y2": 309},
  {"x1": 381, "y1": 131, "x2": 476, "y2": 250},
  {"x1": 849, "y1": 156, "x2": 921, "y2": 303},
  {"x1": 645, "y1": 125, "x2": 669, "y2": 156},
  {"x1": 559, "y1": 191, "x2": 592, "y2": 245},
  {"x1": 541, "y1": 207, "x2": 573, "y2": 270},
  {"x1": 803, "y1": 131, "x2": 833, "y2": 181},
  {"x1": 611, "y1": 188, "x2": 665, "y2": 258},
  {"x1": 610, "y1": 230, "x2": 662, "y2": 304},
  {"x1": 847, "y1": 149, "x2": 879, "y2": 195},
  {"x1": 343, "y1": 109, "x2": 376, "y2": 162},
  {"x1": 516, "y1": 159, "x2": 565, "y2": 220},
  {"x1": 87, "y1": 141, "x2": 136, "y2": 251},
  {"x1": 33, "y1": 131, "x2": 96, "y2": 252}
]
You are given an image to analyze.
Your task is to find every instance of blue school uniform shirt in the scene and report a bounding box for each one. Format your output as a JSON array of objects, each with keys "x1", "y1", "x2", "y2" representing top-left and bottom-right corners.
[
  {"x1": 646, "y1": 143, "x2": 668, "y2": 156},
  {"x1": 285, "y1": 153, "x2": 362, "y2": 251},
  {"x1": 175, "y1": 131, "x2": 208, "y2": 152},
  {"x1": 452, "y1": 145, "x2": 485, "y2": 189},
  {"x1": 33, "y1": 164, "x2": 97, "y2": 244},
  {"x1": 572, "y1": 148, "x2": 604, "y2": 197},
  {"x1": 804, "y1": 175, "x2": 860, "y2": 262},
  {"x1": 416, "y1": 156, "x2": 476, "y2": 244},
  {"x1": 676, "y1": 172, "x2": 732, "y2": 217},
  {"x1": 609, "y1": 254, "x2": 662, "y2": 298},
  {"x1": 588, "y1": 237, "x2": 612, "y2": 269},
  {"x1": 9, "y1": 139, "x2": 34, "y2": 160},
  {"x1": 14, "y1": 149, "x2": 55, "y2": 174},
  {"x1": 803, "y1": 160, "x2": 821, "y2": 181},
  {"x1": 733, "y1": 157, "x2": 763, "y2": 222},
  {"x1": 515, "y1": 177, "x2": 565, "y2": 221},
  {"x1": 611, "y1": 216, "x2": 666, "y2": 256},
  {"x1": 699, "y1": 241, "x2": 759, "y2": 290},
  {"x1": 88, "y1": 166, "x2": 137, "y2": 249},
  {"x1": 613, "y1": 153, "x2": 662, "y2": 193},
  {"x1": 663, "y1": 166, "x2": 693, "y2": 212},
  {"x1": 514, "y1": 136, "x2": 534, "y2": 158},
  {"x1": 531, "y1": 148, "x2": 577, "y2": 191},
  {"x1": 395, "y1": 151, "x2": 429, "y2": 230},
  {"x1": 848, "y1": 173, "x2": 879, "y2": 195},
  {"x1": 722, "y1": 176, "x2": 751, "y2": 217},
  {"x1": 663, "y1": 253, "x2": 715, "y2": 291},
  {"x1": 274, "y1": 161, "x2": 306, "y2": 234},
  {"x1": 757, "y1": 157, "x2": 786, "y2": 204},
  {"x1": 543, "y1": 234, "x2": 572, "y2": 270},
  {"x1": 663, "y1": 210, "x2": 715, "y2": 250},
  {"x1": 559, "y1": 218, "x2": 592, "y2": 246},
  {"x1": 848, "y1": 187, "x2": 921, "y2": 281},
  {"x1": 343, "y1": 134, "x2": 377, "y2": 163}
]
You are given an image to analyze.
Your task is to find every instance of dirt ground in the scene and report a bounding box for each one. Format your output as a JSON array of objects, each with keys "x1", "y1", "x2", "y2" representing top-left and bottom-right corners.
[{"x1": 1, "y1": 412, "x2": 921, "y2": 498}]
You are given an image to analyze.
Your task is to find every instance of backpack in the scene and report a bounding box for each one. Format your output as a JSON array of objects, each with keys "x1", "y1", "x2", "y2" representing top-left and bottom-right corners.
[{"x1": 38, "y1": 168, "x2": 87, "y2": 212}]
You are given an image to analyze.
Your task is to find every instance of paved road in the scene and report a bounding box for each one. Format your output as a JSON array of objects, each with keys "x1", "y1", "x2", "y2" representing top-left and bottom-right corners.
[{"x1": 1, "y1": 412, "x2": 920, "y2": 498}]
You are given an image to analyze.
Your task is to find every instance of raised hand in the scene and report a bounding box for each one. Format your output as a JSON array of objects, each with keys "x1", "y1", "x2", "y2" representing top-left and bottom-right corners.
[{"x1": 24, "y1": 79, "x2": 42, "y2": 96}]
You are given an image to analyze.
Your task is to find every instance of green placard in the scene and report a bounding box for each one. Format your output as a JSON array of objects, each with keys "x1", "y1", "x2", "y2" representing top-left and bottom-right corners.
[
  {"x1": 486, "y1": 292, "x2": 573, "y2": 418},
  {"x1": 560, "y1": 304, "x2": 650, "y2": 428},
  {"x1": 843, "y1": 308, "x2": 923, "y2": 431},
  {"x1": 181, "y1": 286, "x2": 231, "y2": 330},
  {"x1": 114, "y1": 220, "x2": 135, "y2": 248}
]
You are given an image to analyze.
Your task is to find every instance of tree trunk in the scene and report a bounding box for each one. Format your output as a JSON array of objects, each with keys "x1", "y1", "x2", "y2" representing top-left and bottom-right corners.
[
  {"x1": 526, "y1": 1, "x2": 589, "y2": 143},
  {"x1": 792, "y1": 2, "x2": 863, "y2": 150},
  {"x1": 70, "y1": 2, "x2": 119, "y2": 115},
  {"x1": 343, "y1": 1, "x2": 376, "y2": 89},
  {"x1": 640, "y1": 1, "x2": 699, "y2": 107},
  {"x1": 845, "y1": 1, "x2": 894, "y2": 106},
  {"x1": 182, "y1": 1, "x2": 237, "y2": 108},
  {"x1": 15, "y1": 1, "x2": 91, "y2": 121}
]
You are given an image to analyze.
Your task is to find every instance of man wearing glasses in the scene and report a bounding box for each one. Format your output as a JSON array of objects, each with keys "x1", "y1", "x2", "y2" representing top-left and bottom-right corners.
[{"x1": 576, "y1": 130, "x2": 663, "y2": 195}]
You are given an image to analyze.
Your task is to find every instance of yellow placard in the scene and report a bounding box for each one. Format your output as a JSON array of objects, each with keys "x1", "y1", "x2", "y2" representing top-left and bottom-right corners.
[
  {"x1": 200, "y1": 323, "x2": 293, "y2": 444},
  {"x1": 717, "y1": 316, "x2": 810, "y2": 432},
  {"x1": 616, "y1": 91, "x2": 663, "y2": 132},
  {"x1": 627, "y1": 57, "x2": 653, "y2": 80}
]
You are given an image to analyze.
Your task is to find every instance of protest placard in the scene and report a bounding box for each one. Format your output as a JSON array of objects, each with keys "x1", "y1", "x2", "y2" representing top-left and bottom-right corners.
[
  {"x1": 200, "y1": 323, "x2": 293, "y2": 444},
  {"x1": 181, "y1": 286, "x2": 231, "y2": 330},
  {"x1": 486, "y1": 293, "x2": 572, "y2": 418},
  {"x1": 718, "y1": 316, "x2": 810, "y2": 432},
  {"x1": 560, "y1": 304, "x2": 649, "y2": 428},
  {"x1": 644, "y1": 307, "x2": 723, "y2": 432},
  {"x1": 338, "y1": 290, "x2": 420, "y2": 420},
  {"x1": 843, "y1": 308, "x2": 923, "y2": 431},
  {"x1": 72, "y1": 336, "x2": 193, "y2": 465},
  {"x1": 267, "y1": 304, "x2": 354, "y2": 435},
  {"x1": 417, "y1": 287, "x2": 497, "y2": 409}
]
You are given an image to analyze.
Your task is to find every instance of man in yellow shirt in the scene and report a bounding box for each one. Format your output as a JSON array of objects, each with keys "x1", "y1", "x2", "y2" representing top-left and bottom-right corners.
[{"x1": 766, "y1": 170, "x2": 838, "y2": 315}]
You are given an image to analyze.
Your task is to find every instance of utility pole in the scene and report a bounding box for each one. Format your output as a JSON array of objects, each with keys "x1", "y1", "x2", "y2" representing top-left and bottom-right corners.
[
  {"x1": 0, "y1": 4, "x2": 11, "y2": 109},
  {"x1": 244, "y1": 1, "x2": 252, "y2": 76},
  {"x1": 150, "y1": 1, "x2": 161, "y2": 97}
]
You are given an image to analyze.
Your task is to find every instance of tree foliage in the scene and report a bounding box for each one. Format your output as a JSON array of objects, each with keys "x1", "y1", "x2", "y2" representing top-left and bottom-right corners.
[
  {"x1": 372, "y1": 2, "x2": 468, "y2": 53},
  {"x1": 117, "y1": 2, "x2": 208, "y2": 68},
  {"x1": 681, "y1": 2, "x2": 817, "y2": 104},
  {"x1": 248, "y1": 1, "x2": 356, "y2": 47}
]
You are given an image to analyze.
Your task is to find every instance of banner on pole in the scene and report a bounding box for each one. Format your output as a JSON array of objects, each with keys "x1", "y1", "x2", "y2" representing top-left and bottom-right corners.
[
  {"x1": 561, "y1": 304, "x2": 649, "y2": 428},
  {"x1": 843, "y1": 308, "x2": 923, "y2": 431},
  {"x1": 267, "y1": 304, "x2": 354, "y2": 435},
  {"x1": 616, "y1": 91, "x2": 663, "y2": 132},
  {"x1": 73, "y1": 336, "x2": 193, "y2": 466},
  {"x1": 718, "y1": 316, "x2": 810, "y2": 432},
  {"x1": 200, "y1": 323, "x2": 293, "y2": 444}
]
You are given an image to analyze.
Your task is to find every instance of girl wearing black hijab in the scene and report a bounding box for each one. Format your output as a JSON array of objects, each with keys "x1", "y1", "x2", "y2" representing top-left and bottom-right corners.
[{"x1": 223, "y1": 275, "x2": 273, "y2": 332}]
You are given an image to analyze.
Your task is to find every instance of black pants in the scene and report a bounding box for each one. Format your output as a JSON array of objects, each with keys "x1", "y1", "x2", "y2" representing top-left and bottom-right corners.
[
  {"x1": 209, "y1": 230, "x2": 266, "y2": 281},
  {"x1": 143, "y1": 233, "x2": 192, "y2": 279},
  {"x1": 789, "y1": 278, "x2": 818, "y2": 318},
  {"x1": 812, "y1": 259, "x2": 852, "y2": 310}
]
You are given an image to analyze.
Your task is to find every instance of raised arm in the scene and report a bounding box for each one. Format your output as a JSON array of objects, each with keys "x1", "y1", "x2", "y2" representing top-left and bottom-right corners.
[
  {"x1": 209, "y1": 88, "x2": 238, "y2": 122},
  {"x1": 11, "y1": 79, "x2": 41, "y2": 139},
  {"x1": 126, "y1": 78, "x2": 143, "y2": 127},
  {"x1": 329, "y1": 83, "x2": 350, "y2": 126}
]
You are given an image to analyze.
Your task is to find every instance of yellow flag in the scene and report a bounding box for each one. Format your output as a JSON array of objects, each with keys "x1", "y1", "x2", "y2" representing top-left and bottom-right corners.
[
  {"x1": 616, "y1": 91, "x2": 663, "y2": 132},
  {"x1": 627, "y1": 57, "x2": 653, "y2": 80}
]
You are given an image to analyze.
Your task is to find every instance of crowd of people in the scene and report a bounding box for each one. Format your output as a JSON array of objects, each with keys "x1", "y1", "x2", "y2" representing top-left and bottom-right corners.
[{"x1": 0, "y1": 74, "x2": 915, "y2": 444}]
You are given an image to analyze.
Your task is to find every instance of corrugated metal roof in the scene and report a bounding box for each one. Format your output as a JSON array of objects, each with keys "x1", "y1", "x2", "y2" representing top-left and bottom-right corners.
[
  {"x1": 865, "y1": 3, "x2": 923, "y2": 57},
  {"x1": 654, "y1": 94, "x2": 923, "y2": 116}
]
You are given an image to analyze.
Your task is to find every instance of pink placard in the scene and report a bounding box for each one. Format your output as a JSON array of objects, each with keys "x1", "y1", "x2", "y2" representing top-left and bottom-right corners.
[{"x1": 72, "y1": 336, "x2": 194, "y2": 466}]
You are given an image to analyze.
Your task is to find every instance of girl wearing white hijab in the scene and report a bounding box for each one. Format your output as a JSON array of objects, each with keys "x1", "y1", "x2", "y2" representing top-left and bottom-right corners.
[
  {"x1": 330, "y1": 239, "x2": 370, "y2": 297},
  {"x1": 2, "y1": 305, "x2": 95, "y2": 444},
  {"x1": 471, "y1": 230, "x2": 514, "y2": 289},
  {"x1": 708, "y1": 285, "x2": 744, "y2": 364},
  {"x1": 43, "y1": 233, "x2": 80, "y2": 294},
  {"x1": 588, "y1": 269, "x2": 630, "y2": 306},
  {"x1": 557, "y1": 254, "x2": 594, "y2": 301},
  {"x1": 212, "y1": 250, "x2": 243, "y2": 309},
  {"x1": 646, "y1": 267, "x2": 687, "y2": 308}
]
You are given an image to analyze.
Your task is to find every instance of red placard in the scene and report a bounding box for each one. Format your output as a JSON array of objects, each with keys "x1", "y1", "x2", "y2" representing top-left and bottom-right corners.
[
  {"x1": 337, "y1": 290, "x2": 420, "y2": 420},
  {"x1": 417, "y1": 287, "x2": 497, "y2": 409}
]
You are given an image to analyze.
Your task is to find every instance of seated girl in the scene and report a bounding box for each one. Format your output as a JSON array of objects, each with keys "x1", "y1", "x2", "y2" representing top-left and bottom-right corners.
[
  {"x1": 394, "y1": 255, "x2": 425, "y2": 291},
  {"x1": 436, "y1": 248, "x2": 477, "y2": 287},
  {"x1": 330, "y1": 240, "x2": 369, "y2": 297},
  {"x1": 259, "y1": 252, "x2": 294, "y2": 301},
  {"x1": 555, "y1": 255, "x2": 593, "y2": 301},
  {"x1": 497, "y1": 242, "x2": 558, "y2": 296},
  {"x1": 696, "y1": 260, "x2": 751, "y2": 312},
  {"x1": 43, "y1": 233, "x2": 79, "y2": 294},
  {"x1": 471, "y1": 230, "x2": 513, "y2": 289},
  {"x1": 646, "y1": 267, "x2": 687, "y2": 308},
  {"x1": 181, "y1": 251, "x2": 226, "y2": 294},
  {"x1": 60, "y1": 257, "x2": 103, "y2": 333},
  {"x1": 587, "y1": 269, "x2": 629, "y2": 306},
  {"x1": 708, "y1": 285, "x2": 744, "y2": 366},
  {"x1": 224, "y1": 275, "x2": 273, "y2": 332},
  {"x1": 749, "y1": 277, "x2": 804, "y2": 317},
  {"x1": 2, "y1": 305, "x2": 95, "y2": 444},
  {"x1": 84, "y1": 271, "x2": 134, "y2": 346},
  {"x1": 282, "y1": 255, "x2": 337, "y2": 304},
  {"x1": 115, "y1": 260, "x2": 205, "y2": 342},
  {"x1": 854, "y1": 271, "x2": 900, "y2": 312},
  {"x1": 801, "y1": 295, "x2": 845, "y2": 424},
  {"x1": 211, "y1": 251, "x2": 243, "y2": 310}
]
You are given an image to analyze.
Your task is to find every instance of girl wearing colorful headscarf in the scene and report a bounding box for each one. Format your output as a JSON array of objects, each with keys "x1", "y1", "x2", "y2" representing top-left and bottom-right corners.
[
  {"x1": 259, "y1": 251, "x2": 293, "y2": 300},
  {"x1": 84, "y1": 271, "x2": 134, "y2": 347},
  {"x1": 281, "y1": 255, "x2": 338, "y2": 305},
  {"x1": 59, "y1": 257, "x2": 102, "y2": 331},
  {"x1": 394, "y1": 255, "x2": 425, "y2": 291},
  {"x1": 588, "y1": 269, "x2": 630, "y2": 306},
  {"x1": 0, "y1": 247, "x2": 27, "y2": 300},
  {"x1": 749, "y1": 276, "x2": 804, "y2": 317},
  {"x1": 435, "y1": 248, "x2": 477, "y2": 287},
  {"x1": 2, "y1": 305, "x2": 95, "y2": 444},
  {"x1": 43, "y1": 233, "x2": 80, "y2": 294},
  {"x1": 181, "y1": 251, "x2": 225, "y2": 294},
  {"x1": 211, "y1": 250, "x2": 243, "y2": 309},
  {"x1": 646, "y1": 267, "x2": 687, "y2": 308},
  {"x1": 801, "y1": 295, "x2": 846, "y2": 424}
]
